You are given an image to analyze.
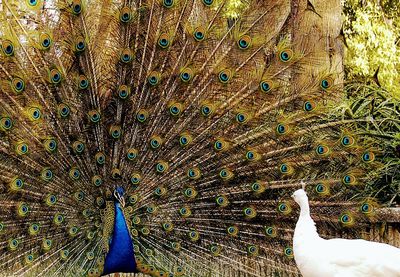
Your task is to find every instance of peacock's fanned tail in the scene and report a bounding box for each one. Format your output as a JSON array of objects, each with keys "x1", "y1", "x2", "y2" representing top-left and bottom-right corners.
[{"x1": 0, "y1": 0, "x2": 380, "y2": 276}]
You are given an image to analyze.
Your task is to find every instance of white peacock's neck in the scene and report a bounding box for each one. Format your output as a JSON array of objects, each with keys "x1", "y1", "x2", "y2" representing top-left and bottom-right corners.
[
  {"x1": 296, "y1": 196, "x2": 319, "y2": 237},
  {"x1": 299, "y1": 196, "x2": 311, "y2": 218}
]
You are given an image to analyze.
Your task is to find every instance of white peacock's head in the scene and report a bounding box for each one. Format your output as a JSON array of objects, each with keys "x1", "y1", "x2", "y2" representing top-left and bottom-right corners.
[{"x1": 291, "y1": 189, "x2": 307, "y2": 205}]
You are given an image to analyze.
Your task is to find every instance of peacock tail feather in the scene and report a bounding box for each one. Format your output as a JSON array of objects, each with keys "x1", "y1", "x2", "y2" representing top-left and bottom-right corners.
[{"x1": 0, "y1": 0, "x2": 389, "y2": 276}]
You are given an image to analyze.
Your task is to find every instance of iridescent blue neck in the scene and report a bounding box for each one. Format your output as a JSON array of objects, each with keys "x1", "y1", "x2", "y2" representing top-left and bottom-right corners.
[{"x1": 103, "y1": 202, "x2": 137, "y2": 275}]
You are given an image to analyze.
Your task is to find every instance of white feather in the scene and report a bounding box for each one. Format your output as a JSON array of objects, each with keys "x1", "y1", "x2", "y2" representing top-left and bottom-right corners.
[{"x1": 292, "y1": 188, "x2": 400, "y2": 277}]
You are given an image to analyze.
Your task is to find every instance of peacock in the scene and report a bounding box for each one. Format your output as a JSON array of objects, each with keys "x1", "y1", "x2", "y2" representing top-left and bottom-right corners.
[
  {"x1": 292, "y1": 185, "x2": 400, "y2": 277},
  {"x1": 0, "y1": 0, "x2": 395, "y2": 276}
]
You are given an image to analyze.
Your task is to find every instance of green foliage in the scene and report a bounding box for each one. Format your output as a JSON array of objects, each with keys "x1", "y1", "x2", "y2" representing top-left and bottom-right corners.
[
  {"x1": 344, "y1": 0, "x2": 400, "y2": 98},
  {"x1": 339, "y1": 83, "x2": 400, "y2": 206},
  {"x1": 343, "y1": 1, "x2": 400, "y2": 206}
]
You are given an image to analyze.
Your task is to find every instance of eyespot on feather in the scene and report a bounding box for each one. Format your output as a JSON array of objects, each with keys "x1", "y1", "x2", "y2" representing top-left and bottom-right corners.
[
  {"x1": 237, "y1": 35, "x2": 251, "y2": 50},
  {"x1": 11, "y1": 77, "x2": 26, "y2": 94},
  {"x1": 279, "y1": 49, "x2": 293, "y2": 62},
  {"x1": 193, "y1": 27, "x2": 206, "y2": 42},
  {"x1": 39, "y1": 33, "x2": 52, "y2": 50},
  {"x1": 0, "y1": 116, "x2": 13, "y2": 131},
  {"x1": 158, "y1": 33, "x2": 171, "y2": 49},
  {"x1": 119, "y1": 6, "x2": 133, "y2": 23},
  {"x1": 1, "y1": 39, "x2": 15, "y2": 56}
]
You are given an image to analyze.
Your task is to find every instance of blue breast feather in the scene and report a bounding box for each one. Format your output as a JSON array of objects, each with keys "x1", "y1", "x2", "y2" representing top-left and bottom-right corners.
[{"x1": 103, "y1": 202, "x2": 137, "y2": 275}]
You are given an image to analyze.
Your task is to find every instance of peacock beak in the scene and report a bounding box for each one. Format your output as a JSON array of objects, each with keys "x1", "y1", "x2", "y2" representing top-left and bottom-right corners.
[{"x1": 113, "y1": 189, "x2": 126, "y2": 207}]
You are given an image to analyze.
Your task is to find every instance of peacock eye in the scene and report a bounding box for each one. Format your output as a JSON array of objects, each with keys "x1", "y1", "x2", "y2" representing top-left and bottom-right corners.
[
  {"x1": 237, "y1": 35, "x2": 251, "y2": 50},
  {"x1": 148, "y1": 71, "x2": 160, "y2": 86},
  {"x1": 362, "y1": 151, "x2": 375, "y2": 163},
  {"x1": 316, "y1": 145, "x2": 329, "y2": 155},
  {"x1": 247, "y1": 245, "x2": 258, "y2": 256},
  {"x1": 1, "y1": 40, "x2": 14, "y2": 56},
  {"x1": 27, "y1": 107, "x2": 42, "y2": 121},
  {"x1": 320, "y1": 77, "x2": 333, "y2": 90},
  {"x1": 120, "y1": 7, "x2": 132, "y2": 23},
  {"x1": 158, "y1": 33, "x2": 170, "y2": 49},
  {"x1": 120, "y1": 48, "x2": 133, "y2": 63},
  {"x1": 72, "y1": 0, "x2": 82, "y2": 15},
  {"x1": 182, "y1": 73, "x2": 188, "y2": 79},
  {"x1": 160, "y1": 38, "x2": 168, "y2": 46},
  {"x1": 339, "y1": 213, "x2": 354, "y2": 226},
  {"x1": 163, "y1": 0, "x2": 174, "y2": 8},
  {"x1": 202, "y1": 0, "x2": 213, "y2": 5},
  {"x1": 236, "y1": 113, "x2": 247, "y2": 123},
  {"x1": 304, "y1": 101, "x2": 314, "y2": 111},
  {"x1": 69, "y1": 168, "x2": 81, "y2": 180},
  {"x1": 58, "y1": 103, "x2": 70, "y2": 118},
  {"x1": 243, "y1": 207, "x2": 256, "y2": 218},
  {"x1": 216, "y1": 195, "x2": 228, "y2": 207},
  {"x1": 11, "y1": 77, "x2": 26, "y2": 93},
  {"x1": 315, "y1": 183, "x2": 329, "y2": 195},
  {"x1": 265, "y1": 226, "x2": 276, "y2": 237},
  {"x1": 193, "y1": 27, "x2": 206, "y2": 41},
  {"x1": 169, "y1": 104, "x2": 181, "y2": 116},
  {"x1": 227, "y1": 226, "x2": 238, "y2": 236},
  {"x1": 109, "y1": 125, "x2": 122, "y2": 139},
  {"x1": 75, "y1": 40, "x2": 86, "y2": 52},
  {"x1": 117, "y1": 85, "x2": 130, "y2": 99},
  {"x1": 245, "y1": 151, "x2": 253, "y2": 160},
  {"x1": 252, "y1": 182, "x2": 260, "y2": 190},
  {"x1": 154, "y1": 186, "x2": 166, "y2": 196},
  {"x1": 28, "y1": 0, "x2": 38, "y2": 6},
  {"x1": 136, "y1": 109, "x2": 148, "y2": 123},
  {"x1": 43, "y1": 38, "x2": 50, "y2": 47},
  {"x1": 219, "y1": 168, "x2": 233, "y2": 180},
  {"x1": 201, "y1": 104, "x2": 213, "y2": 116},
  {"x1": 260, "y1": 80, "x2": 272, "y2": 93},
  {"x1": 15, "y1": 142, "x2": 29, "y2": 155},
  {"x1": 188, "y1": 230, "x2": 199, "y2": 241},
  {"x1": 276, "y1": 124, "x2": 286, "y2": 134},
  {"x1": 155, "y1": 161, "x2": 168, "y2": 173},
  {"x1": 284, "y1": 247, "x2": 293, "y2": 257},
  {"x1": 194, "y1": 31, "x2": 204, "y2": 41},
  {"x1": 150, "y1": 136, "x2": 162, "y2": 149},
  {"x1": 180, "y1": 68, "x2": 193, "y2": 82},
  {"x1": 341, "y1": 135, "x2": 355, "y2": 147},
  {"x1": 218, "y1": 70, "x2": 231, "y2": 83},
  {"x1": 41, "y1": 168, "x2": 54, "y2": 181},
  {"x1": 0, "y1": 117, "x2": 13, "y2": 131},
  {"x1": 5, "y1": 45, "x2": 13, "y2": 54},
  {"x1": 214, "y1": 139, "x2": 229, "y2": 151},
  {"x1": 92, "y1": 176, "x2": 103, "y2": 187},
  {"x1": 361, "y1": 203, "x2": 373, "y2": 214},
  {"x1": 183, "y1": 187, "x2": 197, "y2": 199},
  {"x1": 279, "y1": 49, "x2": 293, "y2": 62},
  {"x1": 127, "y1": 148, "x2": 138, "y2": 160},
  {"x1": 49, "y1": 68, "x2": 62, "y2": 84}
]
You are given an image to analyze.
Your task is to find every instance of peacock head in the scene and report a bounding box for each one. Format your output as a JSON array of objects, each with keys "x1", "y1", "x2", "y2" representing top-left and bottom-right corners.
[
  {"x1": 291, "y1": 182, "x2": 308, "y2": 205},
  {"x1": 113, "y1": 186, "x2": 126, "y2": 207},
  {"x1": 291, "y1": 189, "x2": 308, "y2": 204}
]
